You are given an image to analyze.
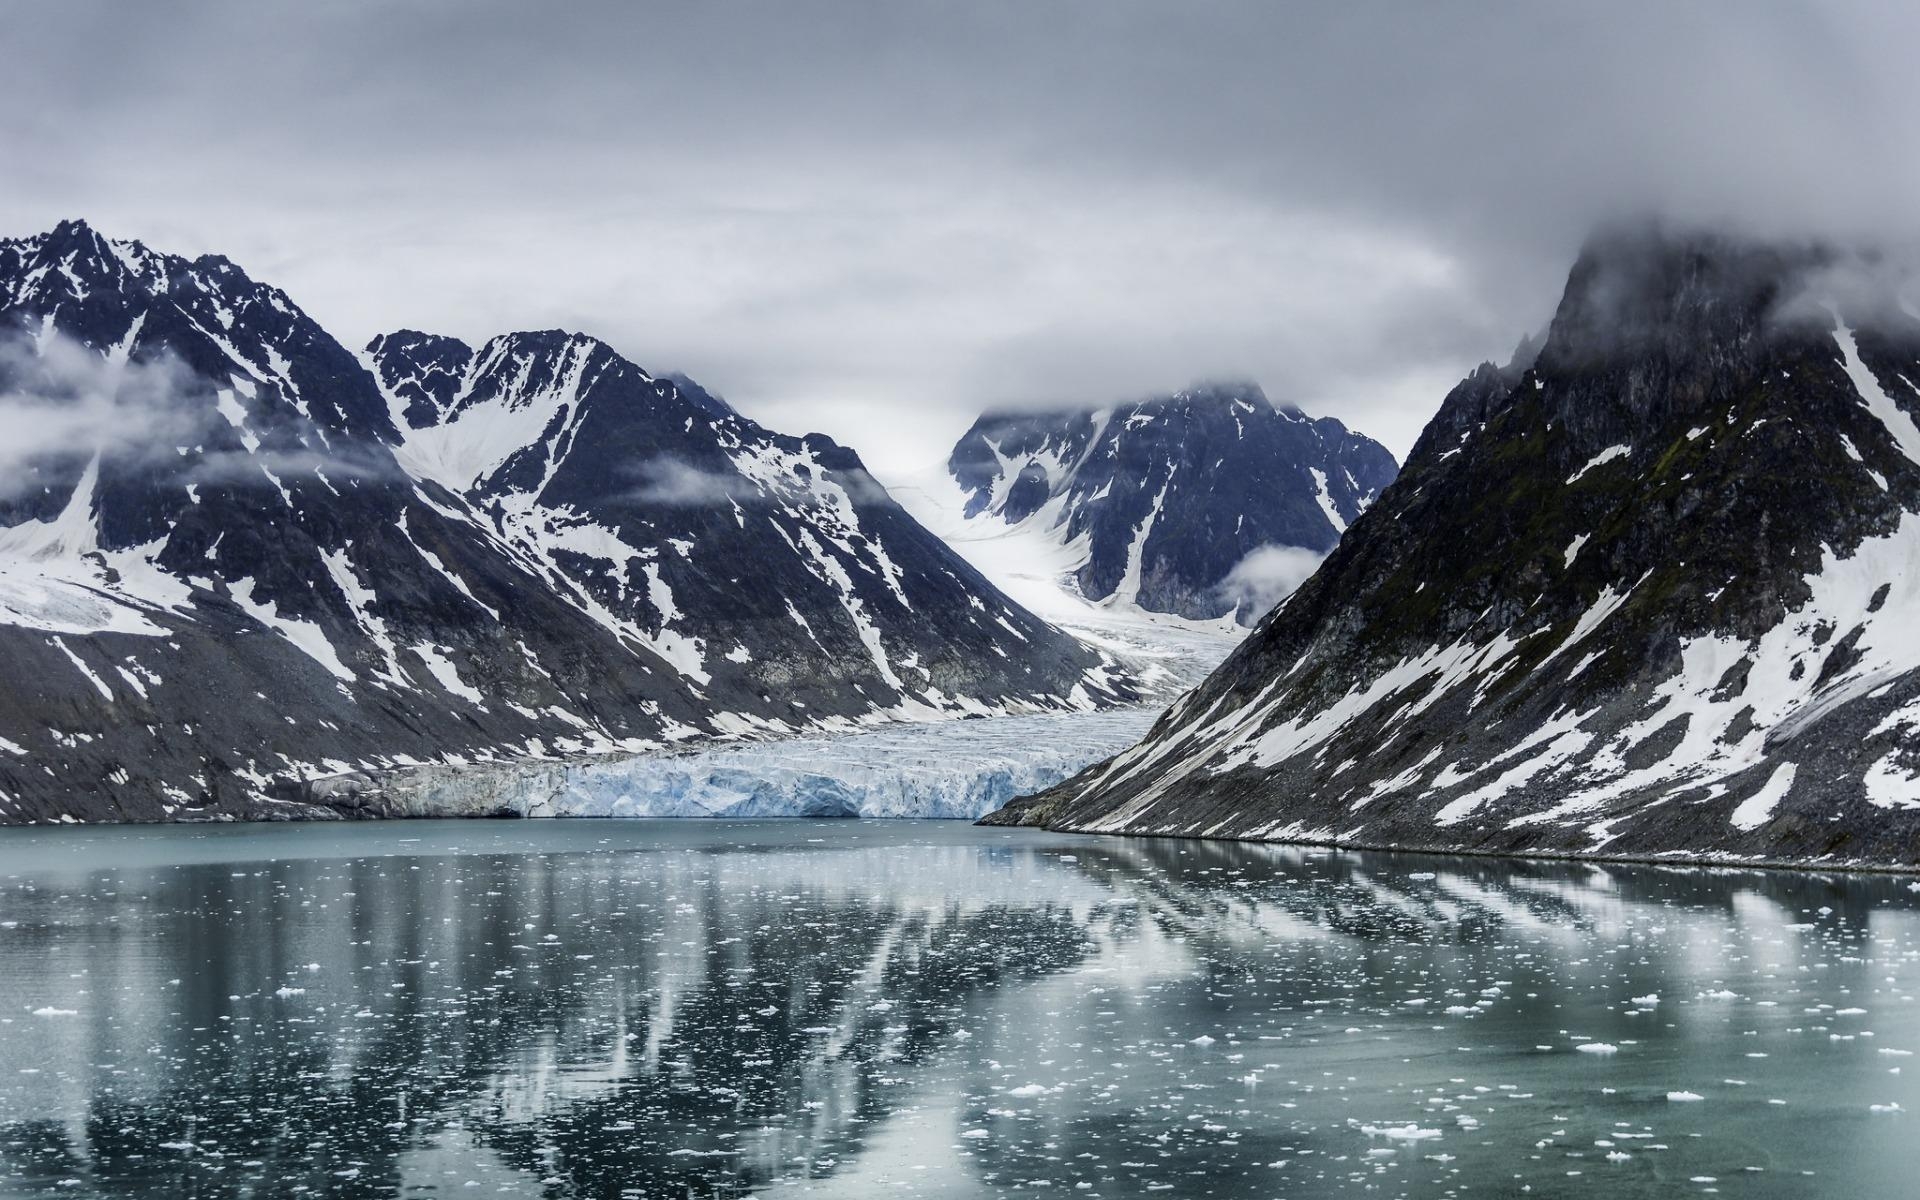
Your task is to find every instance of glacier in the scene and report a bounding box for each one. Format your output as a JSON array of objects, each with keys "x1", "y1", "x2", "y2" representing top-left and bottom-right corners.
[
  {"x1": 292, "y1": 499, "x2": 1244, "y2": 824},
  {"x1": 327, "y1": 708, "x2": 1164, "y2": 820}
]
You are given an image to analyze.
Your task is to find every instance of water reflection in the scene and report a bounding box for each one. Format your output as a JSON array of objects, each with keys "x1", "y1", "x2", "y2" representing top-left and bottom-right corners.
[{"x1": 0, "y1": 822, "x2": 1915, "y2": 1197}]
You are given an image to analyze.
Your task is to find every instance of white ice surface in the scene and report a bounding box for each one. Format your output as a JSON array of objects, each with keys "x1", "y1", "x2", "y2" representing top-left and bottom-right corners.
[{"x1": 487, "y1": 708, "x2": 1162, "y2": 819}]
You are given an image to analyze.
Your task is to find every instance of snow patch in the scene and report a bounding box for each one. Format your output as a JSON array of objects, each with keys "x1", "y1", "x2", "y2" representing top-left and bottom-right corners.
[
  {"x1": 1567, "y1": 444, "x2": 1630, "y2": 484},
  {"x1": 1728, "y1": 762, "x2": 1797, "y2": 832}
]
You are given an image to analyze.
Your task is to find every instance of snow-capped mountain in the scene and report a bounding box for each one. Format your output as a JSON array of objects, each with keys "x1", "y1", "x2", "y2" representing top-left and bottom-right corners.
[
  {"x1": 361, "y1": 326, "x2": 1131, "y2": 720},
  {"x1": 988, "y1": 224, "x2": 1920, "y2": 868},
  {"x1": 0, "y1": 219, "x2": 1131, "y2": 823},
  {"x1": 938, "y1": 383, "x2": 1397, "y2": 624}
]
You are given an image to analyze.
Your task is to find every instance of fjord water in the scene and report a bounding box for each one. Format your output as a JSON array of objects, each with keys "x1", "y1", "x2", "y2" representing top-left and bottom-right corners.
[{"x1": 0, "y1": 822, "x2": 1916, "y2": 1198}]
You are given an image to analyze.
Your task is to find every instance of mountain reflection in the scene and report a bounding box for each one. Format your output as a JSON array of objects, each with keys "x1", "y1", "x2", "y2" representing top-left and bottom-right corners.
[
  {"x1": 1, "y1": 822, "x2": 1916, "y2": 1199},
  {"x1": 0, "y1": 829, "x2": 1114, "y2": 1197}
]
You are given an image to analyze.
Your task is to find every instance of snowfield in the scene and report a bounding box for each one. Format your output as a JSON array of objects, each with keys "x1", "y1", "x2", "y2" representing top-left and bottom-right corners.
[{"x1": 885, "y1": 460, "x2": 1243, "y2": 693}]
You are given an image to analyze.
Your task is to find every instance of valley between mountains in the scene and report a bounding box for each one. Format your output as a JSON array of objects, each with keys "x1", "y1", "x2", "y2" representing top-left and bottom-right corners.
[{"x1": 10, "y1": 218, "x2": 1920, "y2": 868}]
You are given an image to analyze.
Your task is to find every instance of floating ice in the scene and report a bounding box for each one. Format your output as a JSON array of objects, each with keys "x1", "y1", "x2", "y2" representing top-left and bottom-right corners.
[{"x1": 1358, "y1": 1122, "x2": 1442, "y2": 1141}]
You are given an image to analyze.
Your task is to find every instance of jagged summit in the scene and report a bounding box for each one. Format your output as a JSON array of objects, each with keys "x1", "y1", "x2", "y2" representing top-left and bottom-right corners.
[
  {"x1": 988, "y1": 227, "x2": 1920, "y2": 869},
  {"x1": 661, "y1": 371, "x2": 737, "y2": 419},
  {"x1": 944, "y1": 380, "x2": 1396, "y2": 623},
  {"x1": 4, "y1": 220, "x2": 403, "y2": 449},
  {"x1": 364, "y1": 328, "x2": 739, "y2": 437}
]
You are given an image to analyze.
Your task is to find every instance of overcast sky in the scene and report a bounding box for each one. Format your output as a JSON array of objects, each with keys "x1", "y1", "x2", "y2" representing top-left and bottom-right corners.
[{"x1": 7, "y1": 1, "x2": 1920, "y2": 469}]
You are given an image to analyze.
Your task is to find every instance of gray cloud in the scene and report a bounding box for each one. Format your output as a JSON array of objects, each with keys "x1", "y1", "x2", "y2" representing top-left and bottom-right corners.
[
  {"x1": 622, "y1": 454, "x2": 893, "y2": 511},
  {"x1": 5, "y1": 1, "x2": 1919, "y2": 469},
  {"x1": 1219, "y1": 545, "x2": 1326, "y2": 623},
  {"x1": 0, "y1": 328, "x2": 403, "y2": 505},
  {"x1": 623, "y1": 458, "x2": 757, "y2": 509},
  {"x1": 1770, "y1": 248, "x2": 1920, "y2": 334},
  {"x1": 0, "y1": 328, "x2": 210, "y2": 498},
  {"x1": 188, "y1": 447, "x2": 402, "y2": 489}
]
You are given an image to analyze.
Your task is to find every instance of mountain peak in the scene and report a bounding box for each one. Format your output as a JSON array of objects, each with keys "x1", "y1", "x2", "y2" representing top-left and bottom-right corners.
[
  {"x1": 1544, "y1": 221, "x2": 1821, "y2": 370},
  {"x1": 1504, "y1": 330, "x2": 1543, "y2": 378},
  {"x1": 368, "y1": 327, "x2": 471, "y2": 357},
  {"x1": 492, "y1": 328, "x2": 603, "y2": 351},
  {"x1": 45, "y1": 216, "x2": 104, "y2": 245},
  {"x1": 663, "y1": 371, "x2": 738, "y2": 419},
  {"x1": 945, "y1": 382, "x2": 1396, "y2": 622}
]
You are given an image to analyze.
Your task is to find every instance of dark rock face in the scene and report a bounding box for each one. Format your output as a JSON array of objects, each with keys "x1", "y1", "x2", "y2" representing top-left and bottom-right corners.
[
  {"x1": 948, "y1": 383, "x2": 1397, "y2": 623},
  {"x1": 987, "y1": 224, "x2": 1920, "y2": 868},
  {"x1": 0, "y1": 220, "x2": 1131, "y2": 824}
]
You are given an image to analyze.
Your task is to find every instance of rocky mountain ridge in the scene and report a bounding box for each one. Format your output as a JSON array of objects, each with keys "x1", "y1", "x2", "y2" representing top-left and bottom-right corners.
[
  {"x1": 0, "y1": 219, "x2": 1131, "y2": 823},
  {"x1": 988, "y1": 225, "x2": 1920, "y2": 868}
]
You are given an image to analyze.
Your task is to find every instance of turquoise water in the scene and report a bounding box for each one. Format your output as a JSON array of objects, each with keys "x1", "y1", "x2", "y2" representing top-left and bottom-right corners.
[{"x1": 0, "y1": 820, "x2": 1916, "y2": 1198}]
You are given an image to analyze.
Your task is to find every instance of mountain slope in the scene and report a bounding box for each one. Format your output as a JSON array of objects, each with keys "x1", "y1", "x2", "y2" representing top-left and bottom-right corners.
[
  {"x1": 0, "y1": 220, "x2": 1129, "y2": 824},
  {"x1": 988, "y1": 225, "x2": 1920, "y2": 868},
  {"x1": 940, "y1": 383, "x2": 1396, "y2": 623},
  {"x1": 362, "y1": 327, "x2": 1129, "y2": 721}
]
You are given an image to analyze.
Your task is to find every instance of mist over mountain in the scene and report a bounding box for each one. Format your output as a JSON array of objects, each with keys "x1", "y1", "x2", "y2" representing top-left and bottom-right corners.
[{"x1": 989, "y1": 222, "x2": 1920, "y2": 868}]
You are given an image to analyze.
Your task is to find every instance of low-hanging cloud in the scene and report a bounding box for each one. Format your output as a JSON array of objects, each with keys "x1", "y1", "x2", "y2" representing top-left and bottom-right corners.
[
  {"x1": 1769, "y1": 247, "x2": 1920, "y2": 335},
  {"x1": 187, "y1": 445, "x2": 402, "y2": 489},
  {"x1": 623, "y1": 458, "x2": 758, "y2": 508},
  {"x1": 1219, "y1": 544, "x2": 1326, "y2": 623},
  {"x1": 0, "y1": 326, "x2": 406, "y2": 506},
  {"x1": 1533, "y1": 219, "x2": 1920, "y2": 366},
  {"x1": 0, "y1": 326, "x2": 212, "y2": 499},
  {"x1": 623, "y1": 454, "x2": 895, "y2": 511}
]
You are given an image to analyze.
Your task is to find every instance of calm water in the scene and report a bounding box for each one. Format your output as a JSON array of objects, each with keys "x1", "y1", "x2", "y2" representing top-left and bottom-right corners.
[{"x1": 0, "y1": 822, "x2": 1916, "y2": 1198}]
